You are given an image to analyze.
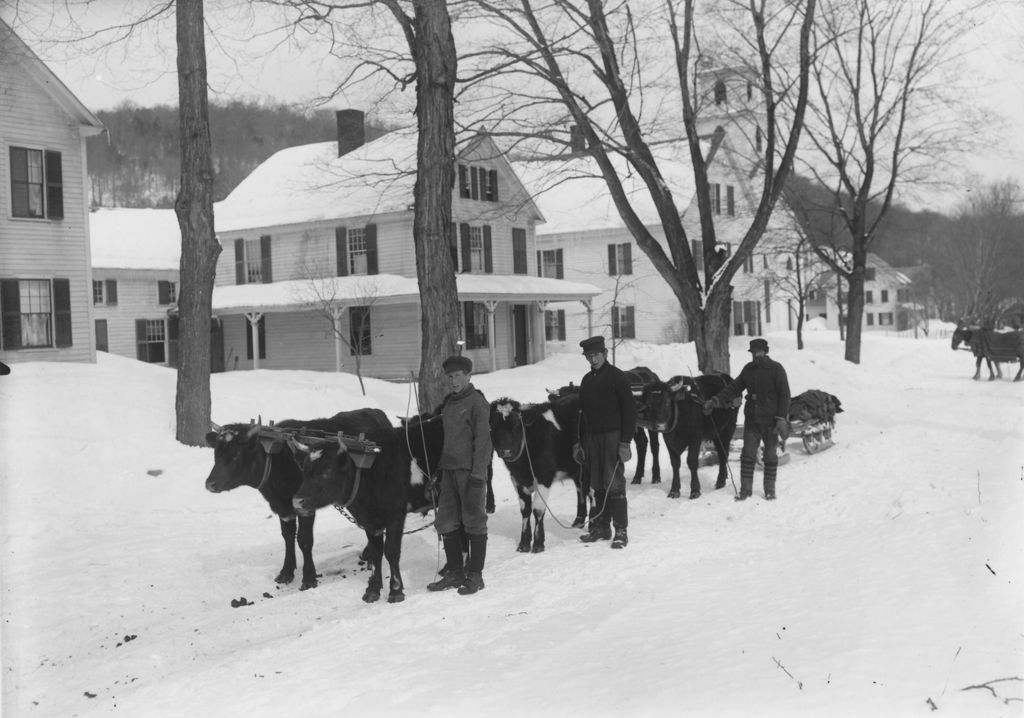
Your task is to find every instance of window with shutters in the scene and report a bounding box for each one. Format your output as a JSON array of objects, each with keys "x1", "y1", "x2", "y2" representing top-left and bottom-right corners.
[
  {"x1": 539, "y1": 249, "x2": 563, "y2": 279},
  {"x1": 457, "y1": 163, "x2": 498, "y2": 202},
  {"x1": 880, "y1": 289, "x2": 889, "y2": 303},
  {"x1": 608, "y1": 243, "x2": 632, "y2": 275},
  {"x1": 865, "y1": 290, "x2": 874, "y2": 304},
  {"x1": 93, "y1": 281, "x2": 105, "y2": 305},
  {"x1": 612, "y1": 305, "x2": 635, "y2": 339},
  {"x1": 9, "y1": 147, "x2": 63, "y2": 220},
  {"x1": 866, "y1": 313, "x2": 875, "y2": 326},
  {"x1": 158, "y1": 280, "x2": 177, "y2": 305},
  {"x1": 13, "y1": 280, "x2": 53, "y2": 347},
  {"x1": 544, "y1": 310, "x2": 566, "y2": 341},
  {"x1": 469, "y1": 226, "x2": 485, "y2": 271},
  {"x1": 732, "y1": 300, "x2": 762, "y2": 336},
  {"x1": 464, "y1": 302, "x2": 489, "y2": 349},
  {"x1": 136, "y1": 319, "x2": 166, "y2": 363},
  {"x1": 878, "y1": 312, "x2": 893, "y2": 326},
  {"x1": 348, "y1": 227, "x2": 368, "y2": 274},
  {"x1": 349, "y1": 306, "x2": 372, "y2": 355},
  {"x1": 1, "y1": 278, "x2": 72, "y2": 350},
  {"x1": 244, "y1": 238, "x2": 263, "y2": 283}
]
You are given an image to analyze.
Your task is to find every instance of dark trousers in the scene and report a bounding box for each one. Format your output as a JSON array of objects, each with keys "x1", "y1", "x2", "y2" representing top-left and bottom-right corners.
[
  {"x1": 739, "y1": 421, "x2": 779, "y2": 496},
  {"x1": 436, "y1": 469, "x2": 488, "y2": 535}
]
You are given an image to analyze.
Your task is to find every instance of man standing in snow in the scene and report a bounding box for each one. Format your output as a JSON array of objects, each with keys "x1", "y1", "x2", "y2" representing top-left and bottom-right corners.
[
  {"x1": 575, "y1": 335, "x2": 636, "y2": 548},
  {"x1": 427, "y1": 354, "x2": 493, "y2": 595},
  {"x1": 704, "y1": 338, "x2": 790, "y2": 501}
]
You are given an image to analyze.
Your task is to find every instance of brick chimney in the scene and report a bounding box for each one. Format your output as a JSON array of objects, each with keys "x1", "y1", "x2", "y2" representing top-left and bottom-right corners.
[{"x1": 336, "y1": 109, "x2": 365, "y2": 157}]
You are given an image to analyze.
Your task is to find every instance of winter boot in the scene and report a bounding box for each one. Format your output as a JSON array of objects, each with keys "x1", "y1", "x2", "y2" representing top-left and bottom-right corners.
[
  {"x1": 580, "y1": 491, "x2": 612, "y2": 542},
  {"x1": 610, "y1": 493, "x2": 629, "y2": 549},
  {"x1": 763, "y1": 466, "x2": 777, "y2": 501},
  {"x1": 458, "y1": 534, "x2": 487, "y2": 595},
  {"x1": 735, "y1": 457, "x2": 755, "y2": 501},
  {"x1": 427, "y1": 531, "x2": 465, "y2": 591}
]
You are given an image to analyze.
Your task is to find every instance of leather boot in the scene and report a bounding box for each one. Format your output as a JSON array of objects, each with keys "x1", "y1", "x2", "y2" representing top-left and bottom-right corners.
[
  {"x1": 610, "y1": 493, "x2": 629, "y2": 549},
  {"x1": 763, "y1": 464, "x2": 777, "y2": 500},
  {"x1": 458, "y1": 534, "x2": 487, "y2": 595},
  {"x1": 427, "y1": 531, "x2": 465, "y2": 591},
  {"x1": 736, "y1": 457, "x2": 755, "y2": 501},
  {"x1": 580, "y1": 491, "x2": 611, "y2": 542}
]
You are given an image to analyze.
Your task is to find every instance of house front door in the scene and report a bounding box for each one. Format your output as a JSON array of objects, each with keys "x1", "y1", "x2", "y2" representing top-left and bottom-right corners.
[{"x1": 512, "y1": 304, "x2": 528, "y2": 366}]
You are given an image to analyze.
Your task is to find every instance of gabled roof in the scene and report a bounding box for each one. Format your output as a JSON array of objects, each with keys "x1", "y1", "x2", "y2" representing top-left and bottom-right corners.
[
  {"x1": 211, "y1": 273, "x2": 601, "y2": 315},
  {"x1": 215, "y1": 127, "x2": 542, "y2": 234},
  {"x1": 90, "y1": 208, "x2": 181, "y2": 270},
  {"x1": 512, "y1": 139, "x2": 711, "y2": 235},
  {"x1": 0, "y1": 19, "x2": 104, "y2": 136}
]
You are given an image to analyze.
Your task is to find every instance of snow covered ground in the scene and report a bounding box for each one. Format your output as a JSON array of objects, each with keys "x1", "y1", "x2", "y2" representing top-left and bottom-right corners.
[{"x1": 1, "y1": 330, "x2": 1021, "y2": 718}]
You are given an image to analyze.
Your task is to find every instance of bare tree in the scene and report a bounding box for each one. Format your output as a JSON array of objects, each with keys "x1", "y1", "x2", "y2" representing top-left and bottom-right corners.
[
  {"x1": 796, "y1": 0, "x2": 984, "y2": 363},
  {"x1": 174, "y1": 0, "x2": 220, "y2": 446},
  {"x1": 760, "y1": 229, "x2": 833, "y2": 349},
  {"x1": 455, "y1": 0, "x2": 816, "y2": 373}
]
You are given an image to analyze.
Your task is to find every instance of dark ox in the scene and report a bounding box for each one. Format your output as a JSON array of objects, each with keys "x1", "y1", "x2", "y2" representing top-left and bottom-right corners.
[
  {"x1": 641, "y1": 373, "x2": 739, "y2": 499},
  {"x1": 204, "y1": 408, "x2": 391, "y2": 590},
  {"x1": 952, "y1": 325, "x2": 1024, "y2": 381},
  {"x1": 290, "y1": 418, "x2": 432, "y2": 604},
  {"x1": 547, "y1": 366, "x2": 662, "y2": 485},
  {"x1": 490, "y1": 394, "x2": 587, "y2": 553}
]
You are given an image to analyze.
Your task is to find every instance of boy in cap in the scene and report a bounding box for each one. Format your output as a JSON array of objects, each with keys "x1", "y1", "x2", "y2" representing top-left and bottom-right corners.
[
  {"x1": 574, "y1": 335, "x2": 636, "y2": 548},
  {"x1": 704, "y1": 338, "x2": 790, "y2": 500},
  {"x1": 428, "y1": 354, "x2": 493, "y2": 595}
]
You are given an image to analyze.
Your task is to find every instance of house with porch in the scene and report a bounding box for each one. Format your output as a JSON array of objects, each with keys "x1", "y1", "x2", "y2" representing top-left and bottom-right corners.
[
  {"x1": 212, "y1": 110, "x2": 600, "y2": 378},
  {"x1": 805, "y1": 253, "x2": 913, "y2": 332},
  {"x1": 0, "y1": 19, "x2": 105, "y2": 367}
]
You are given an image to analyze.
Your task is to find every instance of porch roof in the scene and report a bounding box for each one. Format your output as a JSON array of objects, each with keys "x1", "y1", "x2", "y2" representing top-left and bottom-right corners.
[{"x1": 211, "y1": 273, "x2": 601, "y2": 315}]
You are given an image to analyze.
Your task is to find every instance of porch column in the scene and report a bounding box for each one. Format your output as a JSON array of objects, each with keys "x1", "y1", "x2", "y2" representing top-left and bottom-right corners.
[
  {"x1": 245, "y1": 311, "x2": 264, "y2": 370},
  {"x1": 484, "y1": 300, "x2": 498, "y2": 372},
  {"x1": 581, "y1": 299, "x2": 593, "y2": 336},
  {"x1": 534, "y1": 300, "x2": 549, "y2": 362},
  {"x1": 332, "y1": 307, "x2": 344, "y2": 372}
]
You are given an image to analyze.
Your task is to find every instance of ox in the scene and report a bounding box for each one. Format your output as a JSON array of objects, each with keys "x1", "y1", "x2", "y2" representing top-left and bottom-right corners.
[
  {"x1": 490, "y1": 394, "x2": 586, "y2": 553},
  {"x1": 952, "y1": 326, "x2": 1024, "y2": 381},
  {"x1": 547, "y1": 366, "x2": 662, "y2": 485},
  {"x1": 290, "y1": 421, "x2": 425, "y2": 604},
  {"x1": 205, "y1": 408, "x2": 391, "y2": 590},
  {"x1": 641, "y1": 374, "x2": 739, "y2": 499}
]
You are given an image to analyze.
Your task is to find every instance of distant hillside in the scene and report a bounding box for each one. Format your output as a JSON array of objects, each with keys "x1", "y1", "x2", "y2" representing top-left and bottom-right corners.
[{"x1": 86, "y1": 101, "x2": 351, "y2": 208}]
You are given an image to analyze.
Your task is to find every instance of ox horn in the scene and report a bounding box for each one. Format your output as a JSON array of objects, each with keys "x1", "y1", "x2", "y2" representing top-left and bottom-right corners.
[
  {"x1": 210, "y1": 421, "x2": 223, "y2": 433},
  {"x1": 335, "y1": 432, "x2": 349, "y2": 453},
  {"x1": 668, "y1": 377, "x2": 687, "y2": 393},
  {"x1": 286, "y1": 434, "x2": 309, "y2": 453}
]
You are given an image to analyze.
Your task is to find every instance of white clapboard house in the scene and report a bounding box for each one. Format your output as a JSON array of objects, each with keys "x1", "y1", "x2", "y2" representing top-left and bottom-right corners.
[
  {"x1": 0, "y1": 19, "x2": 105, "y2": 367},
  {"x1": 211, "y1": 110, "x2": 600, "y2": 378}
]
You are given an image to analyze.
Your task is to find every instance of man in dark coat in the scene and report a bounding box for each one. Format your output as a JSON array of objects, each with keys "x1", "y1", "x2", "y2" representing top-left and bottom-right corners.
[
  {"x1": 574, "y1": 336, "x2": 636, "y2": 548},
  {"x1": 705, "y1": 338, "x2": 790, "y2": 501},
  {"x1": 427, "y1": 355, "x2": 493, "y2": 595}
]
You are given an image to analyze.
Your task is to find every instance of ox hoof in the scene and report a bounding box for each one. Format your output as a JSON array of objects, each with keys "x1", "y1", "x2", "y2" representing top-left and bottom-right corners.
[
  {"x1": 630, "y1": 477, "x2": 642, "y2": 485},
  {"x1": 274, "y1": 571, "x2": 295, "y2": 585},
  {"x1": 689, "y1": 491, "x2": 701, "y2": 500},
  {"x1": 714, "y1": 480, "x2": 727, "y2": 490},
  {"x1": 571, "y1": 518, "x2": 586, "y2": 529},
  {"x1": 299, "y1": 578, "x2": 318, "y2": 591},
  {"x1": 362, "y1": 589, "x2": 381, "y2": 603},
  {"x1": 516, "y1": 543, "x2": 532, "y2": 553},
  {"x1": 667, "y1": 490, "x2": 681, "y2": 499},
  {"x1": 531, "y1": 544, "x2": 545, "y2": 554},
  {"x1": 651, "y1": 477, "x2": 661, "y2": 484},
  {"x1": 387, "y1": 591, "x2": 405, "y2": 604}
]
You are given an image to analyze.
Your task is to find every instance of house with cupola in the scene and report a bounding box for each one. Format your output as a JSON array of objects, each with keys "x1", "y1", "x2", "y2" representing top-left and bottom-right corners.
[
  {"x1": 0, "y1": 19, "x2": 105, "y2": 367},
  {"x1": 211, "y1": 110, "x2": 600, "y2": 378}
]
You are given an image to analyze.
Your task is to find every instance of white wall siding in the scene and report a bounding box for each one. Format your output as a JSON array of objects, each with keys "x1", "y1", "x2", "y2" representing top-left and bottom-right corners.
[{"x1": 92, "y1": 269, "x2": 178, "y2": 361}]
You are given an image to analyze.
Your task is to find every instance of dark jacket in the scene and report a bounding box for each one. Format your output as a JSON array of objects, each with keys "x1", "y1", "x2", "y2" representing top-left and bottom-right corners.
[
  {"x1": 439, "y1": 383, "x2": 493, "y2": 479},
  {"x1": 579, "y1": 362, "x2": 636, "y2": 442},
  {"x1": 714, "y1": 355, "x2": 791, "y2": 425}
]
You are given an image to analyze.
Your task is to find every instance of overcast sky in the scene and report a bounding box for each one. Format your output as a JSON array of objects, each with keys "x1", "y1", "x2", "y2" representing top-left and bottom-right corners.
[{"x1": 6, "y1": 0, "x2": 1023, "y2": 212}]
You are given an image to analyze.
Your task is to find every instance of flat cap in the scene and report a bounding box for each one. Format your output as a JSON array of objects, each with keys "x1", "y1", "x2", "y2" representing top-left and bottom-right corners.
[
  {"x1": 579, "y1": 335, "x2": 607, "y2": 354},
  {"x1": 748, "y1": 338, "x2": 769, "y2": 353},
  {"x1": 442, "y1": 354, "x2": 473, "y2": 373}
]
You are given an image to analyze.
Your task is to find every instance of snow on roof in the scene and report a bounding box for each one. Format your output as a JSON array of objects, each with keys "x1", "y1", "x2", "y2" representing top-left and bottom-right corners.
[
  {"x1": 89, "y1": 208, "x2": 181, "y2": 270},
  {"x1": 215, "y1": 128, "x2": 420, "y2": 233},
  {"x1": 512, "y1": 141, "x2": 703, "y2": 235},
  {"x1": 211, "y1": 273, "x2": 601, "y2": 314}
]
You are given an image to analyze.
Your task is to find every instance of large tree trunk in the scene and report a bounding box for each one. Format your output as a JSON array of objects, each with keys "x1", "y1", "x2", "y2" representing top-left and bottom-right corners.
[
  {"x1": 411, "y1": 1, "x2": 461, "y2": 412},
  {"x1": 173, "y1": 0, "x2": 220, "y2": 445},
  {"x1": 694, "y1": 286, "x2": 733, "y2": 374}
]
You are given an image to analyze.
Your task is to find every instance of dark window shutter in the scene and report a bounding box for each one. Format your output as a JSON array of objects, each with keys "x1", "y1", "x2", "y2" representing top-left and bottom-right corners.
[
  {"x1": 158, "y1": 280, "x2": 169, "y2": 305},
  {"x1": 483, "y1": 225, "x2": 492, "y2": 273},
  {"x1": 365, "y1": 224, "x2": 378, "y2": 275},
  {"x1": 449, "y1": 222, "x2": 459, "y2": 270},
  {"x1": 625, "y1": 306, "x2": 635, "y2": 338},
  {"x1": 245, "y1": 317, "x2": 253, "y2": 360},
  {"x1": 9, "y1": 148, "x2": 28, "y2": 217},
  {"x1": 557, "y1": 309, "x2": 566, "y2": 340},
  {"x1": 105, "y1": 279, "x2": 118, "y2": 305},
  {"x1": 556, "y1": 249, "x2": 563, "y2": 279},
  {"x1": 460, "y1": 224, "x2": 471, "y2": 273},
  {"x1": 512, "y1": 228, "x2": 526, "y2": 274},
  {"x1": 260, "y1": 235, "x2": 272, "y2": 283},
  {"x1": 458, "y1": 164, "x2": 469, "y2": 198},
  {"x1": 623, "y1": 244, "x2": 632, "y2": 274},
  {"x1": 1, "y1": 279, "x2": 22, "y2": 350},
  {"x1": 488, "y1": 169, "x2": 498, "y2": 201},
  {"x1": 135, "y1": 319, "x2": 148, "y2": 360},
  {"x1": 537, "y1": 250, "x2": 542, "y2": 277},
  {"x1": 45, "y1": 150, "x2": 63, "y2": 220},
  {"x1": 53, "y1": 278, "x2": 72, "y2": 347},
  {"x1": 234, "y1": 239, "x2": 245, "y2": 284},
  {"x1": 727, "y1": 185, "x2": 735, "y2": 216},
  {"x1": 470, "y1": 166, "x2": 479, "y2": 200},
  {"x1": 463, "y1": 302, "x2": 474, "y2": 346},
  {"x1": 167, "y1": 316, "x2": 179, "y2": 367},
  {"x1": 336, "y1": 227, "x2": 348, "y2": 276},
  {"x1": 608, "y1": 244, "x2": 617, "y2": 275}
]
